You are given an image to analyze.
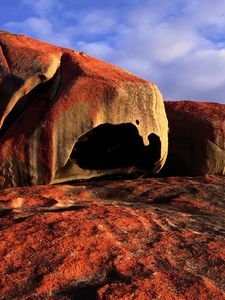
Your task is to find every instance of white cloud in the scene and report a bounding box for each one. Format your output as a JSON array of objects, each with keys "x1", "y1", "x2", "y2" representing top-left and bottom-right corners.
[
  {"x1": 180, "y1": 49, "x2": 225, "y2": 89},
  {"x1": 114, "y1": 57, "x2": 154, "y2": 79},
  {"x1": 4, "y1": 18, "x2": 52, "y2": 37},
  {"x1": 77, "y1": 41, "x2": 115, "y2": 60},
  {"x1": 4, "y1": 18, "x2": 72, "y2": 48},
  {"x1": 105, "y1": 0, "x2": 225, "y2": 103},
  {"x1": 152, "y1": 48, "x2": 225, "y2": 101},
  {"x1": 22, "y1": 0, "x2": 59, "y2": 16},
  {"x1": 117, "y1": 23, "x2": 203, "y2": 64},
  {"x1": 185, "y1": 0, "x2": 225, "y2": 29},
  {"x1": 78, "y1": 10, "x2": 117, "y2": 34},
  {"x1": 2, "y1": 0, "x2": 225, "y2": 103}
]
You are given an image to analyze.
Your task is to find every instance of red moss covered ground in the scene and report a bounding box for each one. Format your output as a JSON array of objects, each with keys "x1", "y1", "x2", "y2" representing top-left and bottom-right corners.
[{"x1": 0, "y1": 176, "x2": 224, "y2": 299}]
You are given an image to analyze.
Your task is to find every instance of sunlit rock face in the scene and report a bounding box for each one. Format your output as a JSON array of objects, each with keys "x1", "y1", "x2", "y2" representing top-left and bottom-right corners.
[
  {"x1": 0, "y1": 31, "x2": 168, "y2": 188},
  {"x1": 162, "y1": 101, "x2": 225, "y2": 176},
  {"x1": 0, "y1": 176, "x2": 224, "y2": 299}
]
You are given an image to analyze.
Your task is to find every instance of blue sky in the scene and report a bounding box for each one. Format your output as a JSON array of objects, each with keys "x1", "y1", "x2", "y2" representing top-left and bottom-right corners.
[{"x1": 1, "y1": 0, "x2": 225, "y2": 103}]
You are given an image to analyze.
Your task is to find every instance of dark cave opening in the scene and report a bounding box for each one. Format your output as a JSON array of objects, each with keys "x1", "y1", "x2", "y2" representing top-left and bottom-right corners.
[{"x1": 71, "y1": 123, "x2": 161, "y2": 171}]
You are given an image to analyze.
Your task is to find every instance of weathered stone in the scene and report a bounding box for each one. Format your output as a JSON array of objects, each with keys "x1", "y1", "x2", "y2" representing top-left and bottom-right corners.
[
  {"x1": 0, "y1": 176, "x2": 224, "y2": 299},
  {"x1": 162, "y1": 101, "x2": 225, "y2": 176},
  {"x1": 0, "y1": 31, "x2": 168, "y2": 188}
]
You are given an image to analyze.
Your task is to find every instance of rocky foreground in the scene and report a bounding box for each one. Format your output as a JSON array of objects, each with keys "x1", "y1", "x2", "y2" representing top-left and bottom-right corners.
[{"x1": 0, "y1": 176, "x2": 224, "y2": 299}]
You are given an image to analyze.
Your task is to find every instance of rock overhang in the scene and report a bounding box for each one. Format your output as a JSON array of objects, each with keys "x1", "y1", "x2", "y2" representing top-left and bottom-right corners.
[{"x1": 0, "y1": 31, "x2": 168, "y2": 187}]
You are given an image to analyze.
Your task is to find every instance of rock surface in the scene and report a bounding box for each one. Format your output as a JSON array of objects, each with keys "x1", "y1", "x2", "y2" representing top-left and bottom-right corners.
[
  {"x1": 0, "y1": 176, "x2": 224, "y2": 299},
  {"x1": 0, "y1": 31, "x2": 168, "y2": 188},
  {"x1": 162, "y1": 101, "x2": 225, "y2": 176}
]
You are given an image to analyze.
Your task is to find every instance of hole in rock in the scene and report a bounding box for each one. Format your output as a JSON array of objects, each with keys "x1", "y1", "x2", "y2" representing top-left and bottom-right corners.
[{"x1": 71, "y1": 123, "x2": 161, "y2": 171}]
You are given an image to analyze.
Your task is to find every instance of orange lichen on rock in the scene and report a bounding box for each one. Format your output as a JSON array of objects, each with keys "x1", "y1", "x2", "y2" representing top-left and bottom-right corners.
[
  {"x1": 0, "y1": 31, "x2": 168, "y2": 188},
  {"x1": 162, "y1": 101, "x2": 225, "y2": 176},
  {"x1": 0, "y1": 176, "x2": 224, "y2": 299}
]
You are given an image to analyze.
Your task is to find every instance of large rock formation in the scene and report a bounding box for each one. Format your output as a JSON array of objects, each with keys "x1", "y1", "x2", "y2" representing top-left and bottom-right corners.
[
  {"x1": 1, "y1": 31, "x2": 224, "y2": 300},
  {"x1": 0, "y1": 176, "x2": 224, "y2": 299},
  {"x1": 0, "y1": 31, "x2": 168, "y2": 188},
  {"x1": 162, "y1": 101, "x2": 225, "y2": 176}
]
